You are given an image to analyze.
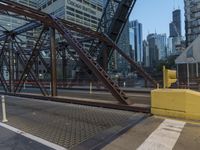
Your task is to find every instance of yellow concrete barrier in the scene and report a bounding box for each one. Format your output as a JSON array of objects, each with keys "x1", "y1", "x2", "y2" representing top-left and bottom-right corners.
[{"x1": 151, "y1": 89, "x2": 200, "y2": 121}]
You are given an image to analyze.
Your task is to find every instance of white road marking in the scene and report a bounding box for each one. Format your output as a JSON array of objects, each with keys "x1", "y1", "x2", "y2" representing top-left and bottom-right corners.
[
  {"x1": 137, "y1": 119, "x2": 185, "y2": 150},
  {"x1": 0, "y1": 122, "x2": 67, "y2": 150}
]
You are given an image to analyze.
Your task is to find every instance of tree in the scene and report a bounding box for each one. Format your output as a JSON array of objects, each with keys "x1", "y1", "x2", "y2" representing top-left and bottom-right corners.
[{"x1": 156, "y1": 55, "x2": 178, "y2": 72}]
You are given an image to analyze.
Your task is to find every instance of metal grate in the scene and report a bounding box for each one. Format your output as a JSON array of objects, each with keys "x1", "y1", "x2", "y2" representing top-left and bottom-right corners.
[{"x1": 0, "y1": 96, "x2": 142, "y2": 149}]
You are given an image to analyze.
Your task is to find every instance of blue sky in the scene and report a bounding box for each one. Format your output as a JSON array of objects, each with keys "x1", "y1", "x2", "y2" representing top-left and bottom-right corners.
[{"x1": 129, "y1": 0, "x2": 184, "y2": 39}]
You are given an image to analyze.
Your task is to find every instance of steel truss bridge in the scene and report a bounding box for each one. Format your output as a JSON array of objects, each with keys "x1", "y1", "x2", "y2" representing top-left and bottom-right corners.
[{"x1": 0, "y1": 0, "x2": 157, "y2": 106}]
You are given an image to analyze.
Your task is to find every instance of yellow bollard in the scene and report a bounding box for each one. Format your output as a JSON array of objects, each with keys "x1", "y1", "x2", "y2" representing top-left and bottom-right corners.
[{"x1": 163, "y1": 66, "x2": 166, "y2": 89}]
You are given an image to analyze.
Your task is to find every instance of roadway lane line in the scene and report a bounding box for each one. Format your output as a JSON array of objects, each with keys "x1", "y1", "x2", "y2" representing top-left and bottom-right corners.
[
  {"x1": 137, "y1": 119, "x2": 185, "y2": 150},
  {"x1": 0, "y1": 122, "x2": 67, "y2": 150}
]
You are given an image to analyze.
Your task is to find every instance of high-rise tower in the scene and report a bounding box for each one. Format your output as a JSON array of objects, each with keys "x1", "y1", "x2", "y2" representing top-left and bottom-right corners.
[
  {"x1": 129, "y1": 20, "x2": 143, "y2": 64},
  {"x1": 169, "y1": 9, "x2": 181, "y2": 37},
  {"x1": 185, "y1": 0, "x2": 200, "y2": 46}
]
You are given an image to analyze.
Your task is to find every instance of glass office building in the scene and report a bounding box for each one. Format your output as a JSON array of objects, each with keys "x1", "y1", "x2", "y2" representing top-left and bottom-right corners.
[
  {"x1": 185, "y1": 0, "x2": 200, "y2": 46},
  {"x1": 38, "y1": 0, "x2": 103, "y2": 30},
  {"x1": 129, "y1": 20, "x2": 143, "y2": 64},
  {"x1": 0, "y1": 0, "x2": 37, "y2": 31}
]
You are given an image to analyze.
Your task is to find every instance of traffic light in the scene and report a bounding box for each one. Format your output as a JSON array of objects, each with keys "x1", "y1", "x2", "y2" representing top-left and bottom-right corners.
[{"x1": 163, "y1": 66, "x2": 177, "y2": 88}]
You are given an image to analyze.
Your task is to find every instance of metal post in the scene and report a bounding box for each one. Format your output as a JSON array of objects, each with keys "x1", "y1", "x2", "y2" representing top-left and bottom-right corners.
[
  {"x1": 1, "y1": 95, "x2": 8, "y2": 123},
  {"x1": 35, "y1": 57, "x2": 39, "y2": 79},
  {"x1": 90, "y1": 82, "x2": 92, "y2": 94},
  {"x1": 187, "y1": 63, "x2": 190, "y2": 88},
  {"x1": 103, "y1": 48, "x2": 108, "y2": 71},
  {"x1": 49, "y1": 82, "x2": 51, "y2": 92},
  {"x1": 62, "y1": 49, "x2": 67, "y2": 86},
  {"x1": 163, "y1": 66, "x2": 166, "y2": 88},
  {"x1": 16, "y1": 53, "x2": 19, "y2": 81},
  {"x1": 8, "y1": 37, "x2": 14, "y2": 93},
  {"x1": 177, "y1": 64, "x2": 179, "y2": 87},
  {"x1": 50, "y1": 28, "x2": 57, "y2": 96},
  {"x1": 196, "y1": 63, "x2": 199, "y2": 77}
]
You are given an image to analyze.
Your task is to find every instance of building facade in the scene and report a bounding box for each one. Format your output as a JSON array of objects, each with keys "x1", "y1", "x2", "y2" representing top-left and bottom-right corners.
[
  {"x1": 170, "y1": 9, "x2": 182, "y2": 37},
  {"x1": 168, "y1": 8, "x2": 183, "y2": 55},
  {"x1": 0, "y1": 0, "x2": 37, "y2": 31},
  {"x1": 147, "y1": 33, "x2": 159, "y2": 67},
  {"x1": 143, "y1": 40, "x2": 150, "y2": 67},
  {"x1": 0, "y1": 0, "x2": 38, "y2": 80},
  {"x1": 129, "y1": 25, "x2": 135, "y2": 60},
  {"x1": 37, "y1": 0, "x2": 104, "y2": 78},
  {"x1": 129, "y1": 20, "x2": 143, "y2": 64},
  {"x1": 147, "y1": 33, "x2": 168, "y2": 66},
  {"x1": 185, "y1": 0, "x2": 200, "y2": 46},
  {"x1": 175, "y1": 35, "x2": 200, "y2": 87},
  {"x1": 116, "y1": 22, "x2": 131, "y2": 75},
  {"x1": 38, "y1": 0, "x2": 103, "y2": 31},
  {"x1": 156, "y1": 34, "x2": 167, "y2": 60}
]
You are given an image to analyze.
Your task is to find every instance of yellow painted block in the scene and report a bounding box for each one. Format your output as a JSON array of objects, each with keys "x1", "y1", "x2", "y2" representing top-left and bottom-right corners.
[
  {"x1": 151, "y1": 108, "x2": 186, "y2": 119},
  {"x1": 151, "y1": 89, "x2": 200, "y2": 121},
  {"x1": 186, "y1": 90, "x2": 200, "y2": 115}
]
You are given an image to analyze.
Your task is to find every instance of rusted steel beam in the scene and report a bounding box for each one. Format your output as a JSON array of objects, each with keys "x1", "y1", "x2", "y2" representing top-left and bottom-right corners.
[
  {"x1": 38, "y1": 53, "x2": 51, "y2": 73},
  {"x1": 0, "y1": 92, "x2": 150, "y2": 113},
  {"x1": 51, "y1": 16, "x2": 130, "y2": 105},
  {"x1": 0, "y1": 74, "x2": 8, "y2": 92},
  {"x1": 0, "y1": 44, "x2": 9, "y2": 92},
  {"x1": 0, "y1": 36, "x2": 9, "y2": 92},
  {"x1": 102, "y1": 34, "x2": 158, "y2": 87},
  {"x1": 0, "y1": 22, "x2": 41, "y2": 41},
  {"x1": 0, "y1": 0, "x2": 157, "y2": 103},
  {"x1": 0, "y1": 10, "x2": 36, "y2": 22},
  {"x1": 8, "y1": 36, "x2": 15, "y2": 92},
  {"x1": 50, "y1": 28, "x2": 57, "y2": 96},
  {"x1": 14, "y1": 29, "x2": 48, "y2": 96},
  {"x1": 61, "y1": 49, "x2": 67, "y2": 82},
  {"x1": 0, "y1": 0, "x2": 106, "y2": 41},
  {"x1": 13, "y1": 36, "x2": 49, "y2": 95},
  {"x1": 0, "y1": 1, "x2": 47, "y2": 21},
  {"x1": 15, "y1": 52, "x2": 19, "y2": 81}
]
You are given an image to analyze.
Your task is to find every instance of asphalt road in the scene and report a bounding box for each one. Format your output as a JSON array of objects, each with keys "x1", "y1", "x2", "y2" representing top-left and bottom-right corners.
[
  {"x1": 0, "y1": 85, "x2": 151, "y2": 105},
  {"x1": 18, "y1": 87, "x2": 151, "y2": 105}
]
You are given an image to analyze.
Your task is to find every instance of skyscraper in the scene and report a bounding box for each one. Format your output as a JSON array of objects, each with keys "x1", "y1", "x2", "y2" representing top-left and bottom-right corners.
[
  {"x1": 143, "y1": 40, "x2": 150, "y2": 67},
  {"x1": 147, "y1": 34, "x2": 159, "y2": 67},
  {"x1": 147, "y1": 33, "x2": 167, "y2": 67},
  {"x1": 185, "y1": 0, "x2": 200, "y2": 46},
  {"x1": 169, "y1": 8, "x2": 182, "y2": 54},
  {"x1": 156, "y1": 34, "x2": 167, "y2": 60},
  {"x1": 117, "y1": 22, "x2": 131, "y2": 74},
  {"x1": 166, "y1": 38, "x2": 173, "y2": 56},
  {"x1": 129, "y1": 20, "x2": 143, "y2": 64},
  {"x1": 169, "y1": 9, "x2": 181, "y2": 37},
  {"x1": 129, "y1": 25, "x2": 135, "y2": 60}
]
